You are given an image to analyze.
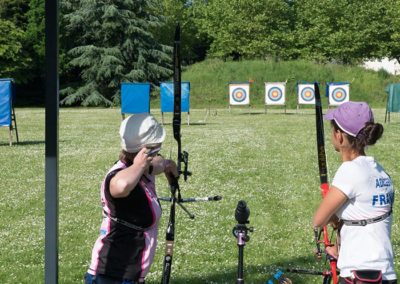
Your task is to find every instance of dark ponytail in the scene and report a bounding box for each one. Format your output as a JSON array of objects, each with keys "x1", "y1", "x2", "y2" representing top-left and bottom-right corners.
[
  {"x1": 356, "y1": 122, "x2": 384, "y2": 147},
  {"x1": 331, "y1": 121, "x2": 384, "y2": 152}
]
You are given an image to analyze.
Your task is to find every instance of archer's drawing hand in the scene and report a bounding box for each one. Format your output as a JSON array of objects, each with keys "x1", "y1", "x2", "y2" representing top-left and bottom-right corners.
[
  {"x1": 134, "y1": 148, "x2": 153, "y2": 171},
  {"x1": 163, "y1": 159, "x2": 179, "y2": 185}
]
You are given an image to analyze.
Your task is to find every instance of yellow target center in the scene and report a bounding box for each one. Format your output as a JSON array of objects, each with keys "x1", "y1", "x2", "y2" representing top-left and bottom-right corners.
[
  {"x1": 272, "y1": 90, "x2": 278, "y2": 97},
  {"x1": 305, "y1": 91, "x2": 311, "y2": 97},
  {"x1": 236, "y1": 92, "x2": 243, "y2": 98},
  {"x1": 336, "y1": 92, "x2": 343, "y2": 98}
]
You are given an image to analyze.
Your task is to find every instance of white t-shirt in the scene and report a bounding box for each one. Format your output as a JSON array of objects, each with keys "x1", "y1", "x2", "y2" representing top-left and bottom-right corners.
[{"x1": 332, "y1": 156, "x2": 396, "y2": 280}]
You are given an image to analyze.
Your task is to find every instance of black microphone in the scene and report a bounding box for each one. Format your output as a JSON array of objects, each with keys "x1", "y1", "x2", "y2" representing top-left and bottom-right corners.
[{"x1": 235, "y1": 200, "x2": 250, "y2": 224}]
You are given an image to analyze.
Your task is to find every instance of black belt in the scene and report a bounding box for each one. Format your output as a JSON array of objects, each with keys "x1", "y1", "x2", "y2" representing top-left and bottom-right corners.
[
  {"x1": 341, "y1": 209, "x2": 392, "y2": 226},
  {"x1": 103, "y1": 210, "x2": 145, "y2": 231}
]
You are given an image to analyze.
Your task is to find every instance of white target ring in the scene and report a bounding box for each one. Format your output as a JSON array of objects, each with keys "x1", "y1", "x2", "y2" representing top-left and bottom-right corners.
[
  {"x1": 232, "y1": 88, "x2": 247, "y2": 103},
  {"x1": 229, "y1": 83, "x2": 250, "y2": 105},
  {"x1": 265, "y1": 83, "x2": 286, "y2": 105},
  {"x1": 328, "y1": 83, "x2": 350, "y2": 106},
  {"x1": 297, "y1": 84, "x2": 316, "y2": 105}
]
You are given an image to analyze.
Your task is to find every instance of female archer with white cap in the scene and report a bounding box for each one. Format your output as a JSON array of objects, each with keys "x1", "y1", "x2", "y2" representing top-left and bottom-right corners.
[
  {"x1": 84, "y1": 113, "x2": 178, "y2": 284},
  {"x1": 313, "y1": 101, "x2": 397, "y2": 284}
]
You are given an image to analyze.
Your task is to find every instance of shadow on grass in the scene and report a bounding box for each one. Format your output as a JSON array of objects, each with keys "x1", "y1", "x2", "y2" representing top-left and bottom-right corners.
[
  {"x1": 161, "y1": 122, "x2": 214, "y2": 126},
  {"x1": 264, "y1": 112, "x2": 298, "y2": 116},
  {"x1": 236, "y1": 111, "x2": 265, "y2": 116},
  {"x1": 273, "y1": 255, "x2": 334, "y2": 284},
  {"x1": 0, "y1": 140, "x2": 45, "y2": 146},
  {"x1": 164, "y1": 255, "x2": 333, "y2": 284},
  {"x1": 236, "y1": 111, "x2": 300, "y2": 116}
]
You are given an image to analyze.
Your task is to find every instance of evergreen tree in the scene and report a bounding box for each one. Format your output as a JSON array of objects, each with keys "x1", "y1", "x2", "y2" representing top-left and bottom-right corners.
[{"x1": 62, "y1": 0, "x2": 172, "y2": 106}]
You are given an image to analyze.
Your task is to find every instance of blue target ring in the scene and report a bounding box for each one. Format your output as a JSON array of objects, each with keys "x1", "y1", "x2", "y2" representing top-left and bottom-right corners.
[
  {"x1": 232, "y1": 87, "x2": 247, "y2": 103},
  {"x1": 268, "y1": 87, "x2": 283, "y2": 102},
  {"x1": 331, "y1": 87, "x2": 347, "y2": 102},
  {"x1": 301, "y1": 87, "x2": 315, "y2": 101}
]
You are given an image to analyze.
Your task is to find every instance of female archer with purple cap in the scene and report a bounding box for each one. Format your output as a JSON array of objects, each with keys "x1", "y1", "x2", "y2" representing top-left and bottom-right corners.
[{"x1": 313, "y1": 102, "x2": 397, "y2": 283}]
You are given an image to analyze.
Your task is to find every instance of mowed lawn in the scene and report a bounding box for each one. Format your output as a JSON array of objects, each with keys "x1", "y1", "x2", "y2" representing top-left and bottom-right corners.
[{"x1": 0, "y1": 107, "x2": 399, "y2": 283}]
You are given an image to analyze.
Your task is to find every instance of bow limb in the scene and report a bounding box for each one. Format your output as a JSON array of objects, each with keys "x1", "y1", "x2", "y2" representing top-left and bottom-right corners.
[
  {"x1": 173, "y1": 23, "x2": 182, "y2": 173},
  {"x1": 314, "y1": 82, "x2": 338, "y2": 284},
  {"x1": 161, "y1": 23, "x2": 181, "y2": 284}
]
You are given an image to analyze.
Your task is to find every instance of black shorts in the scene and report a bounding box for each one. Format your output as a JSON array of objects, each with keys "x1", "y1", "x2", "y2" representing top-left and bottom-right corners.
[
  {"x1": 84, "y1": 273, "x2": 142, "y2": 284},
  {"x1": 339, "y1": 277, "x2": 397, "y2": 284}
]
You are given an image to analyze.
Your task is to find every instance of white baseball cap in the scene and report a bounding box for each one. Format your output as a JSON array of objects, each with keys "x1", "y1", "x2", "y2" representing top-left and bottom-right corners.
[{"x1": 119, "y1": 114, "x2": 166, "y2": 153}]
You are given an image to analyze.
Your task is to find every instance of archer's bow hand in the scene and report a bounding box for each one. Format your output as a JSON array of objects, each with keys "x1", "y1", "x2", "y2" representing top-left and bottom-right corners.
[
  {"x1": 325, "y1": 245, "x2": 338, "y2": 260},
  {"x1": 163, "y1": 159, "x2": 179, "y2": 186}
]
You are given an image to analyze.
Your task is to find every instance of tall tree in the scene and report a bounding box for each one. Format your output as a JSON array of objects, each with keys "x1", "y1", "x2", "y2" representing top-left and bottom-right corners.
[
  {"x1": 385, "y1": 0, "x2": 400, "y2": 63},
  {"x1": 0, "y1": 0, "x2": 30, "y2": 28},
  {"x1": 293, "y1": 0, "x2": 394, "y2": 64},
  {"x1": 195, "y1": 0, "x2": 295, "y2": 60},
  {"x1": 153, "y1": 0, "x2": 209, "y2": 64},
  {"x1": 62, "y1": 0, "x2": 172, "y2": 106},
  {"x1": 0, "y1": 19, "x2": 31, "y2": 82},
  {"x1": 0, "y1": 0, "x2": 39, "y2": 83},
  {"x1": 293, "y1": 0, "x2": 352, "y2": 63},
  {"x1": 24, "y1": 0, "x2": 45, "y2": 78}
]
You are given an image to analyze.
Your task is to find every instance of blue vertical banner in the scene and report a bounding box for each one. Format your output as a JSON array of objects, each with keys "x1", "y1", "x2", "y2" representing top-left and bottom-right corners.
[
  {"x1": 121, "y1": 82, "x2": 151, "y2": 114},
  {"x1": 0, "y1": 79, "x2": 13, "y2": 126},
  {"x1": 160, "y1": 81, "x2": 190, "y2": 112}
]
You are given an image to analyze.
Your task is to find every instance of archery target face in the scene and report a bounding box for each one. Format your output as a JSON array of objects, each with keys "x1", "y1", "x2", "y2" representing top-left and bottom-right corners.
[
  {"x1": 229, "y1": 84, "x2": 250, "y2": 105},
  {"x1": 298, "y1": 84, "x2": 315, "y2": 105},
  {"x1": 328, "y1": 84, "x2": 349, "y2": 106},
  {"x1": 265, "y1": 83, "x2": 285, "y2": 105}
]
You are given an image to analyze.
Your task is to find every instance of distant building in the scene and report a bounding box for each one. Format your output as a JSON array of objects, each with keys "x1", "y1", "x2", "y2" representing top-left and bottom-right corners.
[{"x1": 363, "y1": 58, "x2": 400, "y2": 75}]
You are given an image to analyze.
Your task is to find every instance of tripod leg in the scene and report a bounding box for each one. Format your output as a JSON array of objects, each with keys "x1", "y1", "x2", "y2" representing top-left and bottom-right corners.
[
  {"x1": 323, "y1": 275, "x2": 332, "y2": 284},
  {"x1": 237, "y1": 245, "x2": 244, "y2": 284},
  {"x1": 177, "y1": 202, "x2": 194, "y2": 219}
]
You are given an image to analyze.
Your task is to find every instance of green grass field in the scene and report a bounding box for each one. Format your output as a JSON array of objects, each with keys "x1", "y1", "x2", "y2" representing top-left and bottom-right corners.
[{"x1": 0, "y1": 107, "x2": 399, "y2": 283}]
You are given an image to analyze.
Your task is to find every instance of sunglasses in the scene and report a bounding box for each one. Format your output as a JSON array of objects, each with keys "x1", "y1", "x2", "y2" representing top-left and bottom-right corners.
[{"x1": 146, "y1": 146, "x2": 161, "y2": 156}]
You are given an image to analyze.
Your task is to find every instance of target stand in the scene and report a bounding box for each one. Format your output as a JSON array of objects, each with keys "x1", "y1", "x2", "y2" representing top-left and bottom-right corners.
[
  {"x1": 297, "y1": 82, "x2": 316, "y2": 113},
  {"x1": 326, "y1": 82, "x2": 350, "y2": 109},
  {"x1": 120, "y1": 82, "x2": 151, "y2": 119},
  {"x1": 228, "y1": 82, "x2": 251, "y2": 113},
  {"x1": 0, "y1": 79, "x2": 19, "y2": 146},
  {"x1": 160, "y1": 81, "x2": 190, "y2": 125},
  {"x1": 264, "y1": 82, "x2": 286, "y2": 114},
  {"x1": 385, "y1": 83, "x2": 400, "y2": 123}
]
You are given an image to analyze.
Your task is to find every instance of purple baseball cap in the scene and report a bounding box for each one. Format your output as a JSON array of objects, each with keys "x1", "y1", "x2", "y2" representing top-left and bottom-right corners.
[{"x1": 324, "y1": 101, "x2": 374, "y2": 137}]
